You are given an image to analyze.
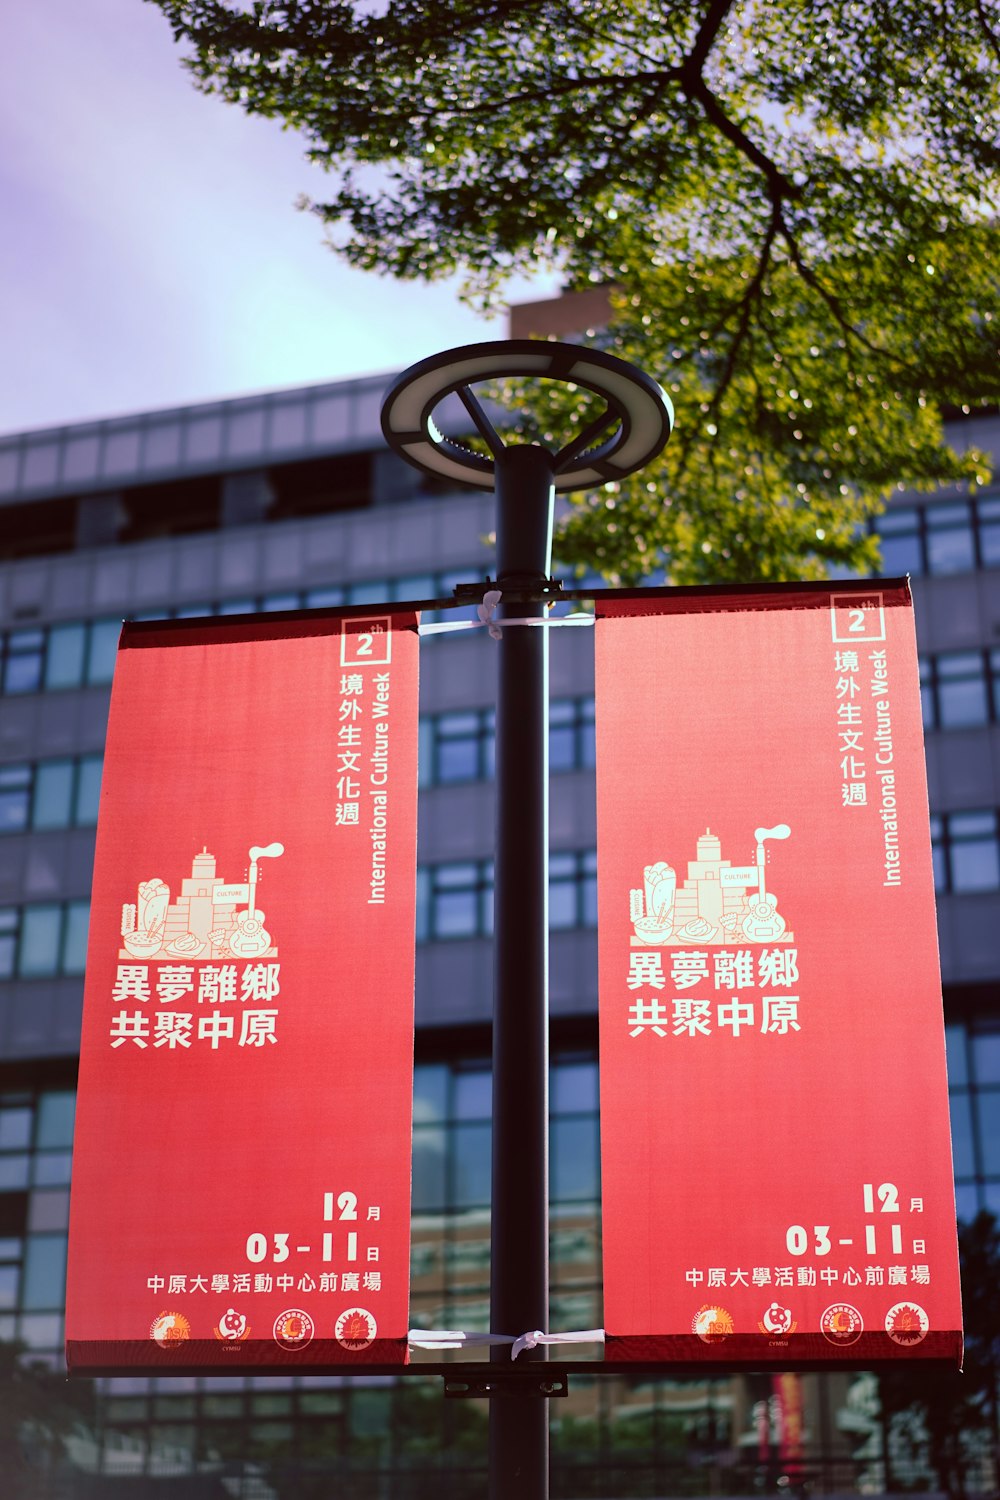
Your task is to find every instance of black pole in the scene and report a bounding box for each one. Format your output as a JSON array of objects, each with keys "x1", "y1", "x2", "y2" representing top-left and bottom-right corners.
[{"x1": 489, "y1": 445, "x2": 555, "y2": 1499}]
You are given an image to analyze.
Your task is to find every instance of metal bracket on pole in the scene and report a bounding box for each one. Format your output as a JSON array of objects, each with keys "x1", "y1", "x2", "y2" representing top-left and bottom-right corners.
[
  {"x1": 442, "y1": 1370, "x2": 569, "y2": 1400},
  {"x1": 452, "y1": 577, "x2": 565, "y2": 606}
]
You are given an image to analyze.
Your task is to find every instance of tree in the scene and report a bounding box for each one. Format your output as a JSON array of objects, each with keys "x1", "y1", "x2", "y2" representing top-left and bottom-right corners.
[{"x1": 149, "y1": 0, "x2": 1000, "y2": 581}]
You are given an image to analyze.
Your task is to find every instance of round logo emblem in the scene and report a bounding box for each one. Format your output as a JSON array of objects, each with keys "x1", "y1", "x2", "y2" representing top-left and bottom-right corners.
[
  {"x1": 214, "y1": 1308, "x2": 251, "y2": 1343},
  {"x1": 885, "y1": 1302, "x2": 929, "y2": 1346},
  {"x1": 758, "y1": 1302, "x2": 796, "y2": 1337},
  {"x1": 820, "y1": 1303, "x2": 864, "y2": 1346},
  {"x1": 335, "y1": 1307, "x2": 378, "y2": 1351},
  {"x1": 692, "y1": 1305, "x2": 734, "y2": 1343},
  {"x1": 150, "y1": 1312, "x2": 191, "y2": 1348},
  {"x1": 273, "y1": 1309, "x2": 315, "y2": 1351}
]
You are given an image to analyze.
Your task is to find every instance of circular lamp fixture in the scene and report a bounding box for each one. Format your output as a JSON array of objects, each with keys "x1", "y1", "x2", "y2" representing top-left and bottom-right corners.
[{"x1": 381, "y1": 340, "x2": 673, "y2": 494}]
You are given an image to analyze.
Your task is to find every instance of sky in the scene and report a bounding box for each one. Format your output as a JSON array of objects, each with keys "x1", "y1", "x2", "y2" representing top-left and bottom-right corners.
[{"x1": 1, "y1": 0, "x2": 557, "y2": 438}]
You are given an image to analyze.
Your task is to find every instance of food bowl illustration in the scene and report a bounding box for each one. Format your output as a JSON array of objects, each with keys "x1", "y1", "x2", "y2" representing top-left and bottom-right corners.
[
  {"x1": 634, "y1": 914, "x2": 673, "y2": 944},
  {"x1": 122, "y1": 928, "x2": 163, "y2": 957}
]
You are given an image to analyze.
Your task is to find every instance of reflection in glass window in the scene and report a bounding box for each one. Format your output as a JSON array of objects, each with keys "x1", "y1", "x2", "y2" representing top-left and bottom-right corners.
[
  {"x1": 0, "y1": 908, "x2": 16, "y2": 978},
  {"x1": 979, "y1": 497, "x2": 1000, "y2": 567},
  {"x1": 949, "y1": 1090, "x2": 975, "y2": 1177},
  {"x1": 76, "y1": 756, "x2": 104, "y2": 823},
  {"x1": 452, "y1": 1122, "x2": 491, "y2": 1207},
  {"x1": 976, "y1": 1092, "x2": 1000, "y2": 1173},
  {"x1": 0, "y1": 1108, "x2": 32, "y2": 1150},
  {"x1": 62, "y1": 902, "x2": 90, "y2": 974}
]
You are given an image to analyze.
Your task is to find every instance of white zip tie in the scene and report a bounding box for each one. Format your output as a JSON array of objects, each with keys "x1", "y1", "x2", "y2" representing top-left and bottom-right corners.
[
  {"x1": 408, "y1": 1327, "x2": 606, "y2": 1358},
  {"x1": 407, "y1": 1329, "x2": 516, "y2": 1351}
]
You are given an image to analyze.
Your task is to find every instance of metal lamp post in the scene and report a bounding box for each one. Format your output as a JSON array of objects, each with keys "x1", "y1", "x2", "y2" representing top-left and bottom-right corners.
[{"x1": 382, "y1": 340, "x2": 673, "y2": 1499}]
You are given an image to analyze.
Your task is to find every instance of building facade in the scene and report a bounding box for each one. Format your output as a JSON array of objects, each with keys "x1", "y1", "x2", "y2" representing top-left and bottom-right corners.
[{"x1": 0, "y1": 374, "x2": 997, "y2": 1495}]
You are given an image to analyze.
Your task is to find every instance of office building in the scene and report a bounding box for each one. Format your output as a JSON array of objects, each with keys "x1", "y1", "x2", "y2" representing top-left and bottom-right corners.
[{"x1": 0, "y1": 366, "x2": 997, "y2": 1494}]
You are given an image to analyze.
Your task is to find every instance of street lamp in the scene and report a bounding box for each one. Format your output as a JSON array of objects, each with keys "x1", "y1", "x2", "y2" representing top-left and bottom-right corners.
[{"x1": 383, "y1": 339, "x2": 673, "y2": 1499}]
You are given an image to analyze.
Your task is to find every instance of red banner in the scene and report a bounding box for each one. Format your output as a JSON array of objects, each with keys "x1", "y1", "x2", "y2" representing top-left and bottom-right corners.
[
  {"x1": 67, "y1": 610, "x2": 420, "y2": 1371},
  {"x1": 596, "y1": 581, "x2": 962, "y2": 1365}
]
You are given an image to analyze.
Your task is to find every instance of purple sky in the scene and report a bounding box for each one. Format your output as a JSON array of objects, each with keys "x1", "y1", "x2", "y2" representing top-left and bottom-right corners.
[{"x1": 1, "y1": 0, "x2": 555, "y2": 437}]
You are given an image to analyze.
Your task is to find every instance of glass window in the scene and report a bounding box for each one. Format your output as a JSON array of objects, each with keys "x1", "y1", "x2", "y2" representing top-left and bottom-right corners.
[
  {"x1": 21, "y1": 1235, "x2": 67, "y2": 1310},
  {"x1": 432, "y1": 864, "x2": 480, "y2": 938},
  {"x1": 28, "y1": 1190, "x2": 70, "y2": 1233},
  {"x1": 452, "y1": 1123, "x2": 491, "y2": 1207},
  {"x1": 18, "y1": 905, "x2": 61, "y2": 977},
  {"x1": 304, "y1": 586, "x2": 345, "y2": 608},
  {"x1": 142, "y1": 423, "x2": 181, "y2": 470},
  {"x1": 0, "y1": 765, "x2": 31, "y2": 833},
  {"x1": 0, "y1": 1156, "x2": 30, "y2": 1189},
  {"x1": 217, "y1": 598, "x2": 256, "y2": 616},
  {"x1": 32, "y1": 1153, "x2": 72, "y2": 1187},
  {"x1": 0, "y1": 1107, "x2": 32, "y2": 1149},
  {"x1": 0, "y1": 908, "x2": 16, "y2": 978},
  {"x1": 87, "y1": 619, "x2": 121, "y2": 683},
  {"x1": 413, "y1": 1065, "x2": 449, "y2": 1124},
  {"x1": 976, "y1": 1092, "x2": 1000, "y2": 1173},
  {"x1": 310, "y1": 395, "x2": 350, "y2": 445},
  {"x1": 4, "y1": 630, "x2": 44, "y2": 694},
  {"x1": 62, "y1": 434, "x2": 101, "y2": 484},
  {"x1": 552, "y1": 1118, "x2": 599, "y2": 1201},
  {"x1": 949, "y1": 812, "x2": 1000, "y2": 893},
  {"x1": 102, "y1": 428, "x2": 141, "y2": 476},
  {"x1": 937, "y1": 652, "x2": 988, "y2": 728},
  {"x1": 392, "y1": 574, "x2": 435, "y2": 602},
  {"x1": 0, "y1": 444, "x2": 21, "y2": 493},
  {"x1": 18, "y1": 1312, "x2": 62, "y2": 1350},
  {"x1": 75, "y1": 755, "x2": 103, "y2": 824},
  {"x1": 552, "y1": 1061, "x2": 598, "y2": 1114},
  {"x1": 0, "y1": 1265, "x2": 18, "y2": 1310},
  {"x1": 453, "y1": 1070, "x2": 492, "y2": 1121},
  {"x1": 437, "y1": 712, "x2": 481, "y2": 783},
  {"x1": 549, "y1": 700, "x2": 577, "y2": 772},
  {"x1": 227, "y1": 408, "x2": 266, "y2": 458},
  {"x1": 348, "y1": 580, "x2": 388, "y2": 605},
  {"x1": 949, "y1": 1090, "x2": 975, "y2": 1176},
  {"x1": 972, "y1": 1029, "x2": 1000, "y2": 1085},
  {"x1": 978, "y1": 496, "x2": 1000, "y2": 567},
  {"x1": 44, "y1": 623, "x2": 86, "y2": 689},
  {"x1": 22, "y1": 441, "x2": 60, "y2": 489},
  {"x1": 411, "y1": 1129, "x2": 447, "y2": 1212},
  {"x1": 945, "y1": 1024, "x2": 968, "y2": 1087},
  {"x1": 261, "y1": 592, "x2": 300, "y2": 612},
  {"x1": 184, "y1": 414, "x2": 223, "y2": 463},
  {"x1": 269, "y1": 401, "x2": 307, "y2": 450},
  {"x1": 36, "y1": 1092, "x2": 75, "y2": 1149},
  {"x1": 926, "y1": 502, "x2": 975, "y2": 575},
  {"x1": 32, "y1": 760, "x2": 74, "y2": 829},
  {"x1": 62, "y1": 901, "x2": 90, "y2": 974}
]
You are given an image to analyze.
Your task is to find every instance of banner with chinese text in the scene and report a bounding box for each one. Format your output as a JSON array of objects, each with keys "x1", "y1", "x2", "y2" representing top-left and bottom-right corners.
[
  {"x1": 67, "y1": 609, "x2": 419, "y2": 1371},
  {"x1": 596, "y1": 580, "x2": 962, "y2": 1365}
]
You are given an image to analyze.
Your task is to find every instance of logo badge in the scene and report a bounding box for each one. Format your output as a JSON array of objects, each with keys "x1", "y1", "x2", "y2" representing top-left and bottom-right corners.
[
  {"x1": 214, "y1": 1308, "x2": 251, "y2": 1343},
  {"x1": 820, "y1": 1303, "x2": 864, "y2": 1346},
  {"x1": 150, "y1": 1312, "x2": 191, "y2": 1348},
  {"x1": 885, "y1": 1302, "x2": 929, "y2": 1346},
  {"x1": 335, "y1": 1307, "x2": 378, "y2": 1351},
  {"x1": 273, "y1": 1309, "x2": 315, "y2": 1351},
  {"x1": 692, "y1": 1305, "x2": 734, "y2": 1343},
  {"x1": 758, "y1": 1302, "x2": 797, "y2": 1337}
]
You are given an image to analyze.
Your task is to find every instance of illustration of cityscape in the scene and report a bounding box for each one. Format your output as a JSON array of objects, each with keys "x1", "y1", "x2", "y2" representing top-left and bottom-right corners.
[
  {"x1": 119, "y1": 842, "x2": 284, "y2": 961},
  {"x1": 630, "y1": 825, "x2": 794, "y2": 946}
]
